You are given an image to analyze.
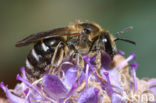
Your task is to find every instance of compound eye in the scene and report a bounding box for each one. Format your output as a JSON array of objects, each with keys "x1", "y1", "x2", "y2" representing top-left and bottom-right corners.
[{"x1": 82, "y1": 28, "x2": 91, "y2": 34}]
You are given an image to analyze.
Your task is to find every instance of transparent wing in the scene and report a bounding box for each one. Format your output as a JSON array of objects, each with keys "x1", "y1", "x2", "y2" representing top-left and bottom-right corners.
[{"x1": 15, "y1": 27, "x2": 73, "y2": 47}]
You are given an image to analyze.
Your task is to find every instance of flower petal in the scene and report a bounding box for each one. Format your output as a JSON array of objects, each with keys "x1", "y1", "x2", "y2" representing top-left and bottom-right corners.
[
  {"x1": 20, "y1": 67, "x2": 27, "y2": 80},
  {"x1": 0, "y1": 82, "x2": 26, "y2": 103},
  {"x1": 130, "y1": 62, "x2": 138, "y2": 92},
  {"x1": 42, "y1": 74, "x2": 68, "y2": 100},
  {"x1": 150, "y1": 87, "x2": 156, "y2": 97},
  {"x1": 148, "y1": 79, "x2": 156, "y2": 96},
  {"x1": 100, "y1": 69, "x2": 121, "y2": 88},
  {"x1": 118, "y1": 50, "x2": 125, "y2": 56},
  {"x1": 101, "y1": 51, "x2": 111, "y2": 69},
  {"x1": 103, "y1": 72, "x2": 114, "y2": 97},
  {"x1": 63, "y1": 66, "x2": 78, "y2": 89},
  {"x1": 83, "y1": 56, "x2": 96, "y2": 70},
  {"x1": 16, "y1": 74, "x2": 41, "y2": 96},
  {"x1": 112, "y1": 93, "x2": 126, "y2": 103},
  {"x1": 78, "y1": 87, "x2": 99, "y2": 103},
  {"x1": 117, "y1": 53, "x2": 136, "y2": 70}
]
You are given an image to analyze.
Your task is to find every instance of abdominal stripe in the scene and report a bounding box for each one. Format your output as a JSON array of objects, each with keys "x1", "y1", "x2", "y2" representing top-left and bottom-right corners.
[{"x1": 25, "y1": 39, "x2": 65, "y2": 80}]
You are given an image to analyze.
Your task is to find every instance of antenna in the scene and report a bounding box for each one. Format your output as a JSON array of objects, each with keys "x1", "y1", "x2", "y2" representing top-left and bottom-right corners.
[
  {"x1": 115, "y1": 38, "x2": 136, "y2": 45},
  {"x1": 114, "y1": 26, "x2": 136, "y2": 45},
  {"x1": 115, "y1": 26, "x2": 133, "y2": 36}
]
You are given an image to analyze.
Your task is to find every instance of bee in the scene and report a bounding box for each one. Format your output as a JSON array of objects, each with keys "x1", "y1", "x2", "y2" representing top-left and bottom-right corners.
[{"x1": 16, "y1": 21, "x2": 135, "y2": 82}]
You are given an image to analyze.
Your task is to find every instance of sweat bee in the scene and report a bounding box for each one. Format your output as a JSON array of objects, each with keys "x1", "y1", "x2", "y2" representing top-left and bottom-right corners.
[{"x1": 16, "y1": 21, "x2": 135, "y2": 82}]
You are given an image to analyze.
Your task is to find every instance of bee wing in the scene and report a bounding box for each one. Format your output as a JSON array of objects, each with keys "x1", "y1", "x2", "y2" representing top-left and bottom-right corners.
[{"x1": 15, "y1": 27, "x2": 80, "y2": 47}]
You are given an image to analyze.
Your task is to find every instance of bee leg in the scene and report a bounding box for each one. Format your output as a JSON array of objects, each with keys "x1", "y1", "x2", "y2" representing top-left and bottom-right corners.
[
  {"x1": 73, "y1": 51, "x2": 85, "y2": 72},
  {"x1": 66, "y1": 42, "x2": 81, "y2": 64},
  {"x1": 66, "y1": 42, "x2": 84, "y2": 71},
  {"x1": 48, "y1": 42, "x2": 66, "y2": 74},
  {"x1": 66, "y1": 42, "x2": 79, "y2": 54}
]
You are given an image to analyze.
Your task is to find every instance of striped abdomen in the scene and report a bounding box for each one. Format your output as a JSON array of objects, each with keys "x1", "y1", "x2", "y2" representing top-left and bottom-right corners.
[{"x1": 25, "y1": 37, "x2": 66, "y2": 81}]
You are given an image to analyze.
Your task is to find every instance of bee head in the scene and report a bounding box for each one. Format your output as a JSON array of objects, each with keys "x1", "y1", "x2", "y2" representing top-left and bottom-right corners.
[{"x1": 98, "y1": 31, "x2": 117, "y2": 57}]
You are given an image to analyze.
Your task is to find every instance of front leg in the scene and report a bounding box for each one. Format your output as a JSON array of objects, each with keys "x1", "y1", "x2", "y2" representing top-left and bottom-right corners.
[
  {"x1": 89, "y1": 36, "x2": 100, "y2": 52},
  {"x1": 66, "y1": 40, "x2": 79, "y2": 54},
  {"x1": 66, "y1": 42, "x2": 85, "y2": 72}
]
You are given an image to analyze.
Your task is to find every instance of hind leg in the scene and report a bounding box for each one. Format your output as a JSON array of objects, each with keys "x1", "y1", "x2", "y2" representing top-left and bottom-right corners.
[{"x1": 48, "y1": 41, "x2": 67, "y2": 74}]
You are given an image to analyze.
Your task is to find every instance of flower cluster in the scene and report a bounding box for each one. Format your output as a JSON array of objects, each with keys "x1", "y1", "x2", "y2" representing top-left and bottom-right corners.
[{"x1": 0, "y1": 51, "x2": 156, "y2": 103}]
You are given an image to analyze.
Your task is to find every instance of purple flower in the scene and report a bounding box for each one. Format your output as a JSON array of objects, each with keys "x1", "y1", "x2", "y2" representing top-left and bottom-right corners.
[{"x1": 1, "y1": 50, "x2": 156, "y2": 103}]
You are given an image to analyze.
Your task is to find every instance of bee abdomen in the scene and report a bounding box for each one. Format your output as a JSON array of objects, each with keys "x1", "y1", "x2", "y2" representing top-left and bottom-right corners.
[{"x1": 25, "y1": 38, "x2": 64, "y2": 81}]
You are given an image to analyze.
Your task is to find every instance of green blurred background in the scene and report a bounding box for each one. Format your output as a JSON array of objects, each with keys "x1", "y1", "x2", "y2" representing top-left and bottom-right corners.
[{"x1": 0, "y1": 0, "x2": 156, "y2": 97}]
